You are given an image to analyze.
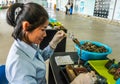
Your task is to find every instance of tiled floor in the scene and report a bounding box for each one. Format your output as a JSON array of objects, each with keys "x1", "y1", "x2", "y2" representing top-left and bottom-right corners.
[{"x1": 0, "y1": 8, "x2": 120, "y2": 65}]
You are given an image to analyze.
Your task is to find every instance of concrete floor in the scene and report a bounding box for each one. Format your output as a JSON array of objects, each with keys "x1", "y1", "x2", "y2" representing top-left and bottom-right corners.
[
  {"x1": 0, "y1": 8, "x2": 120, "y2": 65},
  {"x1": 0, "y1": 9, "x2": 14, "y2": 64}
]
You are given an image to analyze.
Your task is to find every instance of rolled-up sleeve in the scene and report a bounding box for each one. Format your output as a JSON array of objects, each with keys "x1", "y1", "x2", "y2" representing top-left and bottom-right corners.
[{"x1": 40, "y1": 45, "x2": 54, "y2": 61}]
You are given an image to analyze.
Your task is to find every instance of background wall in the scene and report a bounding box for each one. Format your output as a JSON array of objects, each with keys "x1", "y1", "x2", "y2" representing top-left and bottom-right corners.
[
  {"x1": 83, "y1": 0, "x2": 95, "y2": 16},
  {"x1": 16, "y1": 0, "x2": 120, "y2": 21},
  {"x1": 108, "y1": 0, "x2": 116, "y2": 20},
  {"x1": 56, "y1": 0, "x2": 68, "y2": 12},
  {"x1": 113, "y1": 0, "x2": 120, "y2": 20},
  {"x1": 68, "y1": 0, "x2": 95, "y2": 15}
]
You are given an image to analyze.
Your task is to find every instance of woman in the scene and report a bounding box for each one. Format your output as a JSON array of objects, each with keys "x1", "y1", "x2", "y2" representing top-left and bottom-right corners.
[{"x1": 5, "y1": 2, "x2": 66, "y2": 84}]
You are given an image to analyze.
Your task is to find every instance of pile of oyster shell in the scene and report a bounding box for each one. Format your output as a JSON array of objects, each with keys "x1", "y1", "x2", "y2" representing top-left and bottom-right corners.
[{"x1": 80, "y1": 42, "x2": 107, "y2": 53}]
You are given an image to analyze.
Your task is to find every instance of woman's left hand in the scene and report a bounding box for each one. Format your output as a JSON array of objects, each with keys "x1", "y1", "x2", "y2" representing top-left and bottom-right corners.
[{"x1": 70, "y1": 71, "x2": 97, "y2": 84}]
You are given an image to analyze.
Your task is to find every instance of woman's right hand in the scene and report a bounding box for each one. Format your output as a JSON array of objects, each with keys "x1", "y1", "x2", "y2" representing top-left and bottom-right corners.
[{"x1": 49, "y1": 30, "x2": 66, "y2": 49}]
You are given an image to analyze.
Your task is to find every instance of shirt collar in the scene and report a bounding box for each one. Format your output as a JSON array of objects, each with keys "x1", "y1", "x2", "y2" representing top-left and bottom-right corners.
[{"x1": 14, "y1": 39, "x2": 37, "y2": 59}]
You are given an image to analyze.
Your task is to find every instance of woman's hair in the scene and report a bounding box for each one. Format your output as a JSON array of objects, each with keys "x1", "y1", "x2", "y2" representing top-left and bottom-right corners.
[{"x1": 6, "y1": 2, "x2": 49, "y2": 40}]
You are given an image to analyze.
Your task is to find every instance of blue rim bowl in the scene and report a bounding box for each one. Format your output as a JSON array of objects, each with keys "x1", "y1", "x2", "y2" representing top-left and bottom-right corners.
[{"x1": 75, "y1": 40, "x2": 112, "y2": 61}]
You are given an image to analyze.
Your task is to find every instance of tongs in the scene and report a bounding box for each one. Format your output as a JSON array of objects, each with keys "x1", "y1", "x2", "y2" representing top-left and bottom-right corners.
[{"x1": 69, "y1": 33, "x2": 82, "y2": 67}]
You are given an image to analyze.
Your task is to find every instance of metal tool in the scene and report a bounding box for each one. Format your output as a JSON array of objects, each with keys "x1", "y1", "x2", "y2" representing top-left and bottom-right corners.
[{"x1": 68, "y1": 33, "x2": 82, "y2": 67}]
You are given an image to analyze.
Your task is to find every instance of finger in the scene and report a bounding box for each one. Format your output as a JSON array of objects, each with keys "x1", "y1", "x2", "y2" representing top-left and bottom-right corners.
[
  {"x1": 64, "y1": 33, "x2": 67, "y2": 37},
  {"x1": 90, "y1": 71, "x2": 96, "y2": 77},
  {"x1": 58, "y1": 30, "x2": 66, "y2": 37}
]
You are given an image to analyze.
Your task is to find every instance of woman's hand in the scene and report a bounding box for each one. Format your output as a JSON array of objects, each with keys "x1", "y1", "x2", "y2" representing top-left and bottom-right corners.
[
  {"x1": 70, "y1": 71, "x2": 97, "y2": 84},
  {"x1": 49, "y1": 30, "x2": 66, "y2": 49}
]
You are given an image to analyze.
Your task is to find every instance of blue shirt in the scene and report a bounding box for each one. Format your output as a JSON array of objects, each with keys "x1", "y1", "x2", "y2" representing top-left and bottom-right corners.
[{"x1": 5, "y1": 39, "x2": 54, "y2": 84}]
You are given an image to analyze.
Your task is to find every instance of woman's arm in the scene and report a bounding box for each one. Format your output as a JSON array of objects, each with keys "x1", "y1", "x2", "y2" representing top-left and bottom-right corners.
[{"x1": 40, "y1": 45, "x2": 54, "y2": 61}]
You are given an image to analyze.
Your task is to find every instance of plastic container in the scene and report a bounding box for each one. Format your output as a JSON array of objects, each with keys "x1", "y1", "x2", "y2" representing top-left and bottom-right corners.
[
  {"x1": 88, "y1": 60, "x2": 116, "y2": 84},
  {"x1": 75, "y1": 40, "x2": 112, "y2": 61},
  {"x1": 49, "y1": 18, "x2": 57, "y2": 23},
  {"x1": 116, "y1": 78, "x2": 120, "y2": 84}
]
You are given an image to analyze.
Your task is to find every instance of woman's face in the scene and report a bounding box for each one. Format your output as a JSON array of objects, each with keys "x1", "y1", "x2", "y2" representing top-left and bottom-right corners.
[{"x1": 27, "y1": 20, "x2": 49, "y2": 44}]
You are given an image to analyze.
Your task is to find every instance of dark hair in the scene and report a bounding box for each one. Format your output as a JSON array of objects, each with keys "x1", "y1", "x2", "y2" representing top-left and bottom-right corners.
[{"x1": 6, "y1": 2, "x2": 49, "y2": 40}]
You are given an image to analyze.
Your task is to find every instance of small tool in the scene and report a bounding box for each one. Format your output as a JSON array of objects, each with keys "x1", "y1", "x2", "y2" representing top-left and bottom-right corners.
[{"x1": 68, "y1": 33, "x2": 82, "y2": 67}]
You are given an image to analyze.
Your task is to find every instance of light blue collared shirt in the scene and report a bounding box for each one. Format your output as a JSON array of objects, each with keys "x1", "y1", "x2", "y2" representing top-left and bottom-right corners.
[{"x1": 5, "y1": 39, "x2": 54, "y2": 84}]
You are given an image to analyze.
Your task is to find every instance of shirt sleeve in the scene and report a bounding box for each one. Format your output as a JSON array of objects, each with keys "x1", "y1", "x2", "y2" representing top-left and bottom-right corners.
[
  {"x1": 40, "y1": 45, "x2": 54, "y2": 61},
  {"x1": 7, "y1": 58, "x2": 37, "y2": 84}
]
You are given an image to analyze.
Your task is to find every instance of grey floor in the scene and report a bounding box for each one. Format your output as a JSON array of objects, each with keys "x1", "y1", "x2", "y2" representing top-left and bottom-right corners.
[{"x1": 0, "y1": 8, "x2": 120, "y2": 65}]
